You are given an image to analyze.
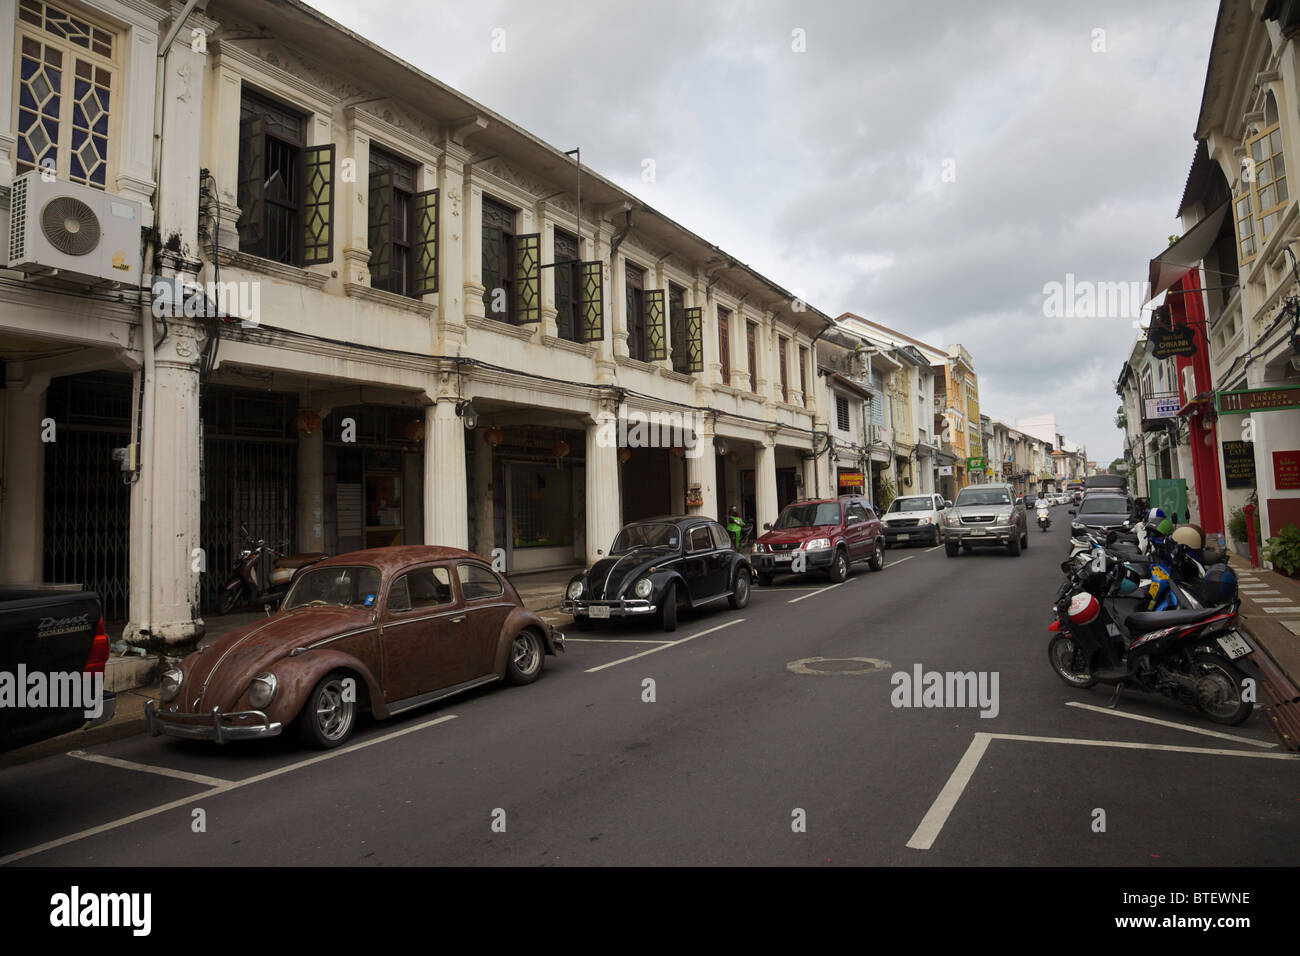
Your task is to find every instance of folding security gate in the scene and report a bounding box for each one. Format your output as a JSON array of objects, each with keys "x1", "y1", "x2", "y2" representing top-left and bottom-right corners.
[{"x1": 43, "y1": 373, "x2": 133, "y2": 622}]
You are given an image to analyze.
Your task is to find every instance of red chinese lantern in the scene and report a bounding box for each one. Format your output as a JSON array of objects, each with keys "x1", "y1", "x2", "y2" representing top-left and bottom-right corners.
[
  {"x1": 484, "y1": 426, "x2": 505, "y2": 448},
  {"x1": 403, "y1": 418, "x2": 425, "y2": 442},
  {"x1": 551, "y1": 439, "x2": 570, "y2": 470},
  {"x1": 294, "y1": 408, "x2": 322, "y2": 436}
]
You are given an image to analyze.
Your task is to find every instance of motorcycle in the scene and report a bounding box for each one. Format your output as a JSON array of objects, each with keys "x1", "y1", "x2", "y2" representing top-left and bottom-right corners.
[
  {"x1": 1036, "y1": 505, "x2": 1051, "y2": 532},
  {"x1": 1046, "y1": 547, "x2": 1257, "y2": 725},
  {"x1": 217, "y1": 525, "x2": 327, "y2": 615}
]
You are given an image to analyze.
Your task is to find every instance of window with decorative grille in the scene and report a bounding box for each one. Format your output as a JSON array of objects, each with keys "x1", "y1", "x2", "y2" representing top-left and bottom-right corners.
[
  {"x1": 554, "y1": 228, "x2": 580, "y2": 341},
  {"x1": 482, "y1": 196, "x2": 516, "y2": 322},
  {"x1": 626, "y1": 264, "x2": 650, "y2": 360},
  {"x1": 746, "y1": 321, "x2": 758, "y2": 393},
  {"x1": 778, "y1": 337, "x2": 789, "y2": 402},
  {"x1": 16, "y1": 0, "x2": 118, "y2": 189},
  {"x1": 368, "y1": 147, "x2": 417, "y2": 296},
  {"x1": 799, "y1": 346, "x2": 809, "y2": 407},
  {"x1": 836, "y1": 395, "x2": 850, "y2": 432},
  {"x1": 718, "y1": 309, "x2": 731, "y2": 385},
  {"x1": 237, "y1": 89, "x2": 335, "y2": 266}
]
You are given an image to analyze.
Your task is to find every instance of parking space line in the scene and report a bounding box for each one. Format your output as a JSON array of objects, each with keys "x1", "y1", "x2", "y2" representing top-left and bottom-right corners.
[
  {"x1": 925, "y1": 545, "x2": 943, "y2": 553},
  {"x1": 563, "y1": 638, "x2": 673, "y2": 644},
  {"x1": 67, "y1": 751, "x2": 234, "y2": 787},
  {"x1": 907, "y1": 732, "x2": 991, "y2": 850},
  {"x1": 0, "y1": 714, "x2": 459, "y2": 866},
  {"x1": 885, "y1": 556, "x2": 915, "y2": 569},
  {"x1": 987, "y1": 732, "x2": 1299, "y2": 759},
  {"x1": 584, "y1": 619, "x2": 744, "y2": 673},
  {"x1": 1063, "y1": 702, "x2": 1276, "y2": 749},
  {"x1": 787, "y1": 580, "x2": 856, "y2": 604}
]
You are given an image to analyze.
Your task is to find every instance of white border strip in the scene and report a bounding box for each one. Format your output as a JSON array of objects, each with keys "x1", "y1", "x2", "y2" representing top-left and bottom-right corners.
[
  {"x1": 906, "y1": 733, "x2": 991, "y2": 850},
  {"x1": 66, "y1": 750, "x2": 233, "y2": 787},
  {"x1": 1063, "y1": 702, "x2": 1276, "y2": 748},
  {"x1": 584, "y1": 619, "x2": 744, "y2": 673}
]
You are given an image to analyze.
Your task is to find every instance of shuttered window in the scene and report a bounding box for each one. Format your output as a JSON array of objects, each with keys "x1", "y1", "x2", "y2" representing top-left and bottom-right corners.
[{"x1": 718, "y1": 309, "x2": 731, "y2": 385}]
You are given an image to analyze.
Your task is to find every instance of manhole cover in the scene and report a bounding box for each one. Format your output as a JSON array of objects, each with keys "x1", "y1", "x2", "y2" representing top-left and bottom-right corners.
[{"x1": 787, "y1": 656, "x2": 891, "y2": 676}]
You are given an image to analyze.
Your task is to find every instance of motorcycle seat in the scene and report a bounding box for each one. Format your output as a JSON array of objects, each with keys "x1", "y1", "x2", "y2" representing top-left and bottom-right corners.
[
  {"x1": 277, "y1": 552, "x2": 327, "y2": 569},
  {"x1": 1124, "y1": 606, "x2": 1226, "y2": 633}
]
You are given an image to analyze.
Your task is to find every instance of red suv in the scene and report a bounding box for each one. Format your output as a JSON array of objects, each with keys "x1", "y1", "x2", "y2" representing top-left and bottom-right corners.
[{"x1": 751, "y1": 496, "x2": 885, "y2": 585}]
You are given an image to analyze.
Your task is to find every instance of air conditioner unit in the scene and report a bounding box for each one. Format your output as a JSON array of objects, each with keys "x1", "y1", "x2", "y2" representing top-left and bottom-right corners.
[{"x1": 7, "y1": 171, "x2": 141, "y2": 285}]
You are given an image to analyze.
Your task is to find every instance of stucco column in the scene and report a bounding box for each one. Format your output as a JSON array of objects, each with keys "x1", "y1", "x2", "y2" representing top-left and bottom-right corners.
[
  {"x1": 474, "y1": 429, "x2": 495, "y2": 559},
  {"x1": 126, "y1": 323, "x2": 203, "y2": 646},
  {"x1": 755, "y1": 434, "x2": 779, "y2": 531},
  {"x1": 686, "y1": 414, "x2": 718, "y2": 519},
  {"x1": 296, "y1": 399, "x2": 325, "y2": 555},
  {"x1": 439, "y1": 144, "x2": 470, "y2": 345},
  {"x1": 424, "y1": 400, "x2": 468, "y2": 549},
  {"x1": 585, "y1": 397, "x2": 622, "y2": 563},
  {"x1": 0, "y1": 375, "x2": 46, "y2": 584}
]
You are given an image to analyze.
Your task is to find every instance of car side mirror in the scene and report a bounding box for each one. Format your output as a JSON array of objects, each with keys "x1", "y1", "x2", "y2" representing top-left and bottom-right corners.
[
  {"x1": 763, "y1": 522, "x2": 772, "y2": 531},
  {"x1": 944, "y1": 500, "x2": 953, "y2": 509}
]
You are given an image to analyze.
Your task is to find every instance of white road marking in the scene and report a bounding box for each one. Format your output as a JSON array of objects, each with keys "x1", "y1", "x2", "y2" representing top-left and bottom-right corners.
[
  {"x1": 583, "y1": 619, "x2": 744, "y2": 673},
  {"x1": 1063, "y1": 702, "x2": 1276, "y2": 749},
  {"x1": 0, "y1": 714, "x2": 459, "y2": 866},
  {"x1": 885, "y1": 556, "x2": 916, "y2": 568},
  {"x1": 563, "y1": 638, "x2": 673, "y2": 644},
  {"x1": 925, "y1": 545, "x2": 943, "y2": 553},
  {"x1": 1263, "y1": 606, "x2": 1300, "y2": 614},
  {"x1": 67, "y1": 750, "x2": 233, "y2": 787},
  {"x1": 787, "y1": 579, "x2": 856, "y2": 604},
  {"x1": 1253, "y1": 597, "x2": 1291, "y2": 603},
  {"x1": 906, "y1": 733, "x2": 991, "y2": 850},
  {"x1": 907, "y1": 730, "x2": 1299, "y2": 851}
]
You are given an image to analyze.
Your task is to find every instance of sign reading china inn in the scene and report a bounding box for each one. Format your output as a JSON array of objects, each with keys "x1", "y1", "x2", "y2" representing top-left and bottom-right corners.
[{"x1": 1216, "y1": 385, "x2": 1300, "y2": 415}]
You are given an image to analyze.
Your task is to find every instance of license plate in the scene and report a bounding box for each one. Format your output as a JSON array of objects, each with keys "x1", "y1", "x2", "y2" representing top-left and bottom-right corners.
[
  {"x1": 970, "y1": 529, "x2": 988, "y2": 536},
  {"x1": 775, "y1": 553, "x2": 792, "y2": 563},
  {"x1": 589, "y1": 605, "x2": 611, "y2": 619},
  {"x1": 1217, "y1": 631, "x2": 1251, "y2": 660},
  {"x1": 897, "y1": 534, "x2": 910, "y2": 541}
]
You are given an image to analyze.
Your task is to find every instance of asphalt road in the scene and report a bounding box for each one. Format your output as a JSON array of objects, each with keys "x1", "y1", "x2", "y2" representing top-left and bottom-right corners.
[{"x1": 3, "y1": 505, "x2": 1297, "y2": 866}]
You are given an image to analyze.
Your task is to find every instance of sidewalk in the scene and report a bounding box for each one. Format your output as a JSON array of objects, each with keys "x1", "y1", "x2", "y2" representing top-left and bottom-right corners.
[{"x1": 1233, "y1": 564, "x2": 1300, "y2": 685}]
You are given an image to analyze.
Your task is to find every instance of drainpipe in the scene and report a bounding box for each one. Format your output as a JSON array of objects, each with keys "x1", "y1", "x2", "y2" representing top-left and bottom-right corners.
[{"x1": 134, "y1": 0, "x2": 201, "y2": 640}]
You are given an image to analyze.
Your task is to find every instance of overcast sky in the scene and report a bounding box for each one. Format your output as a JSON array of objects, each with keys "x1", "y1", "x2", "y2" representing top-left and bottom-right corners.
[{"x1": 311, "y1": 0, "x2": 1220, "y2": 462}]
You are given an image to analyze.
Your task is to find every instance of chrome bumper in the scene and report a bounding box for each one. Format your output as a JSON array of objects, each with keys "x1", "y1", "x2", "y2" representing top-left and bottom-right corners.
[
  {"x1": 561, "y1": 599, "x2": 658, "y2": 618},
  {"x1": 145, "y1": 699, "x2": 282, "y2": 744}
]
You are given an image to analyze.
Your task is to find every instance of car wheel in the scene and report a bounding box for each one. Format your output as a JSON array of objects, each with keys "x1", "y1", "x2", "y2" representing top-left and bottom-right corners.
[
  {"x1": 660, "y1": 585, "x2": 679, "y2": 632},
  {"x1": 1021, "y1": 527, "x2": 1029, "y2": 550},
  {"x1": 218, "y1": 584, "x2": 242, "y2": 616},
  {"x1": 1007, "y1": 532, "x2": 1022, "y2": 557},
  {"x1": 728, "y1": 568, "x2": 752, "y2": 609},
  {"x1": 945, "y1": 541, "x2": 959, "y2": 557},
  {"x1": 827, "y1": 548, "x2": 849, "y2": 583},
  {"x1": 756, "y1": 571, "x2": 774, "y2": 587},
  {"x1": 931, "y1": 528, "x2": 941, "y2": 546},
  {"x1": 298, "y1": 671, "x2": 356, "y2": 749},
  {"x1": 506, "y1": 629, "x2": 545, "y2": 685},
  {"x1": 868, "y1": 539, "x2": 885, "y2": 572}
]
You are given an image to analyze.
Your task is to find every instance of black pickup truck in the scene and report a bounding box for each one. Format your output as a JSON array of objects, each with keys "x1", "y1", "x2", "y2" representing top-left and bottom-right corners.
[{"x1": 0, "y1": 588, "x2": 116, "y2": 754}]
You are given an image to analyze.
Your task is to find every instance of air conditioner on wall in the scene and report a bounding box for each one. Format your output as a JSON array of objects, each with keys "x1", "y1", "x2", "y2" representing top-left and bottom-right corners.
[{"x1": 6, "y1": 171, "x2": 141, "y2": 286}]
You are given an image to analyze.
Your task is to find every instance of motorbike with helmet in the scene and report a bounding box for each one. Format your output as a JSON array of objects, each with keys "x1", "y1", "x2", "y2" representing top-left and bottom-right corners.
[{"x1": 1047, "y1": 544, "x2": 1256, "y2": 725}]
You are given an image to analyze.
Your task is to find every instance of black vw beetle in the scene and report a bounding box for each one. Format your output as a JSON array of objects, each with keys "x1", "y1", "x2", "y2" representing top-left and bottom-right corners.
[{"x1": 562, "y1": 516, "x2": 752, "y2": 632}]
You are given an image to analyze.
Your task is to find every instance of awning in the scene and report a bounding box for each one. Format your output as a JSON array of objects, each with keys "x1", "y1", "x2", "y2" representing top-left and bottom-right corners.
[{"x1": 1146, "y1": 199, "x2": 1229, "y2": 301}]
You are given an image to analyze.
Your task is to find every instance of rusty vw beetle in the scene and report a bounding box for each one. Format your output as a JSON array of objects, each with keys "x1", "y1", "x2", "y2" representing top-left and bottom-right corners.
[{"x1": 146, "y1": 547, "x2": 564, "y2": 749}]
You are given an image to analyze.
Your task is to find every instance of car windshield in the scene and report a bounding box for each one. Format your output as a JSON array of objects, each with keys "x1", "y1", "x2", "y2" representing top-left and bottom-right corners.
[
  {"x1": 283, "y1": 566, "x2": 382, "y2": 610},
  {"x1": 1080, "y1": 496, "x2": 1128, "y2": 515},
  {"x1": 955, "y1": 488, "x2": 1011, "y2": 507},
  {"x1": 775, "y1": 502, "x2": 842, "y2": 528},
  {"x1": 612, "y1": 523, "x2": 680, "y2": 553},
  {"x1": 888, "y1": 497, "x2": 932, "y2": 513}
]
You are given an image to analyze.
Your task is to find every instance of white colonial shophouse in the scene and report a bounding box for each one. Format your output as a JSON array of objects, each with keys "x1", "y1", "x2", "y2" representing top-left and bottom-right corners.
[{"x1": 1, "y1": 0, "x2": 833, "y2": 644}]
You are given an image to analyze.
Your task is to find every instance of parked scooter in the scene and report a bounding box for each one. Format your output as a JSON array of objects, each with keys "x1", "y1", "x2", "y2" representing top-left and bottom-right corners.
[
  {"x1": 217, "y1": 525, "x2": 327, "y2": 614},
  {"x1": 1046, "y1": 541, "x2": 1258, "y2": 725}
]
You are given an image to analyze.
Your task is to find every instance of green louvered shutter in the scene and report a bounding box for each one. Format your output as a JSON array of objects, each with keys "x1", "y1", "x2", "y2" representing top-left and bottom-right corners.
[
  {"x1": 515, "y1": 233, "x2": 540, "y2": 323},
  {"x1": 685, "y1": 306, "x2": 703, "y2": 373},
  {"x1": 413, "y1": 188, "x2": 439, "y2": 295},
  {"x1": 645, "y1": 289, "x2": 666, "y2": 361},
  {"x1": 301, "y1": 144, "x2": 335, "y2": 265},
  {"x1": 579, "y1": 261, "x2": 603, "y2": 342}
]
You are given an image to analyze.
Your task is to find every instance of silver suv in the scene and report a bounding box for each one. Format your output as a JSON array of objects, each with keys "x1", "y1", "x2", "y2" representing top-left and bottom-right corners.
[{"x1": 941, "y1": 483, "x2": 1028, "y2": 557}]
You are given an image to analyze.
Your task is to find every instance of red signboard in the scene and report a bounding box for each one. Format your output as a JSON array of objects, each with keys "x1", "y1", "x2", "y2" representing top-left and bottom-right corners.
[
  {"x1": 1274, "y1": 451, "x2": 1300, "y2": 490},
  {"x1": 837, "y1": 471, "x2": 865, "y2": 488}
]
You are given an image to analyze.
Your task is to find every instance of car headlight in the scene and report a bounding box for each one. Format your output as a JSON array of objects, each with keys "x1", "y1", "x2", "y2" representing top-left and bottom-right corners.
[
  {"x1": 160, "y1": 665, "x2": 183, "y2": 702},
  {"x1": 946, "y1": 513, "x2": 960, "y2": 526},
  {"x1": 917, "y1": 517, "x2": 931, "y2": 525},
  {"x1": 995, "y1": 514, "x2": 1011, "y2": 525},
  {"x1": 804, "y1": 537, "x2": 832, "y2": 550},
  {"x1": 248, "y1": 672, "x2": 277, "y2": 710},
  {"x1": 566, "y1": 579, "x2": 584, "y2": 600},
  {"x1": 634, "y1": 577, "x2": 653, "y2": 598},
  {"x1": 754, "y1": 542, "x2": 768, "y2": 553}
]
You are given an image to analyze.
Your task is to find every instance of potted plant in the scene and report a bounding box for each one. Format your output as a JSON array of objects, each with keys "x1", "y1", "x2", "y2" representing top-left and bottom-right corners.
[{"x1": 1262, "y1": 524, "x2": 1300, "y2": 578}]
